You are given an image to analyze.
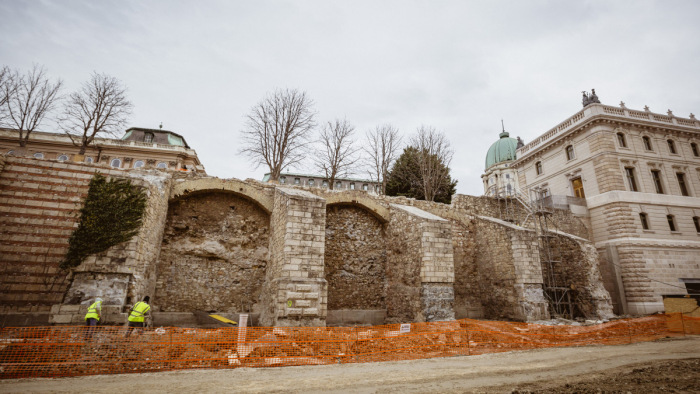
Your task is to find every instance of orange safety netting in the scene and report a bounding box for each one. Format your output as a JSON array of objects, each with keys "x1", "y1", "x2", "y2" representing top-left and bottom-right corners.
[{"x1": 1, "y1": 313, "x2": 697, "y2": 379}]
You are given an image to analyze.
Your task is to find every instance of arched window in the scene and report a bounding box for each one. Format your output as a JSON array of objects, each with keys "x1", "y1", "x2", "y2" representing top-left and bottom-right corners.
[
  {"x1": 322, "y1": 180, "x2": 328, "y2": 188},
  {"x1": 6, "y1": 150, "x2": 14, "y2": 156},
  {"x1": 33, "y1": 152, "x2": 44, "y2": 159},
  {"x1": 565, "y1": 145, "x2": 575, "y2": 160},
  {"x1": 308, "y1": 179, "x2": 315, "y2": 186},
  {"x1": 667, "y1": 139, "x2": 677, "y2": 154},
  {"x1": 535, "y1": 161, "x2": 543, "y2": 175},
  {"x1": 617, "y1": 132, "x2": 627, "y2": 148},
  {"x1": 144, "y1": 132, "x2": 154, "y2": 143},
  {"x1": 110, "y1": 158, "x2": 122, "y2": 168},
  {"x1": 57, "y1": 155, "x2": 69, "y2": 161},
  {"x1": 156, "y1": 162, "x2": 168, "y2": 169},
  {"x1": 85, "y1": 157, "x2": 93, "y2": 164},
  {"x1": 294, "y1": 177, "x2": 300, "y2": 185},
  {"x1": 335, "y1": 181, "x2": 342, "y2": 189},
  {"x1": 642, "y1": 136, "x2": 653, "y2": 151},
  {"x1": 133, "y1": 160, "x2": 145, "y2": 168}
]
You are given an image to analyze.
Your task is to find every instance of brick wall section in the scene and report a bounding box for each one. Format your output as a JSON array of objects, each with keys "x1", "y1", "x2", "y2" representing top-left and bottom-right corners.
[
  {"x1": 51, "y1": 169, "x2": 171, "y2": 324},
  {"x1": 0, "y1": 157, "x2": 90, "y2": 312},
  {"x1": 324, "y1": 205, "x2": 387, "y2": 310},
  {"x1": 259, "y1": 187, "x2": 327, "y2": 327},
  {"x1": 154, "y1": 192, "x2": 270, "y2": 313}
]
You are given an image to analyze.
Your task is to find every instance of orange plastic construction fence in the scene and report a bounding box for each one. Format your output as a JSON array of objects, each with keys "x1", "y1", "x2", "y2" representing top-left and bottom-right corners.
[{"x1": 1, "y1": 313, "x2": 697, "y2": 379}]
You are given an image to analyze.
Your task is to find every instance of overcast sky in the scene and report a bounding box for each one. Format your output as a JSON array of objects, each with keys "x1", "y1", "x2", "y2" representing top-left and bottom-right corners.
[{"x1": 2, "y1": 0, "x2": 699, "y2": 196}]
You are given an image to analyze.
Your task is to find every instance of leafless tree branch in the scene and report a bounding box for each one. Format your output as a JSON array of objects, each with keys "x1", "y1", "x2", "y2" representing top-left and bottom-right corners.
[
  {"x1": 239, "y1": 88, "x2": 316, "y2": 182},
  {"x1": 0, "y1": 66, "x2": 17, "y2": 123},
  {"x1": 410, "y1": 125, "x2": 453, "y2": 201},
  {"x1": 313, "y1": 118, "x2": 360, "y2": 190},
  {"x1": 364, "y1": 124, "x2": 402, "y2": 195},
  {"x1": 59, "y1": 72, "x2": 133, "y2": 155},
  {"x1": 2, "y1": 64, "x2": 63, "y2": 147}
]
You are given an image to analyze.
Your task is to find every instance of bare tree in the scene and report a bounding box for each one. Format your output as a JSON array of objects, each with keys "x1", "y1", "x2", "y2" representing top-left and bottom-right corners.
[
  {"x1": 364, "y1": 124, "x2": 402, "y2": 194},
  {"x1": 410, "y1": 125, "x2": 454, "y2": 202},
  {"x1": 3, "y1": 64, "x2": 63, "y2": 147},
  {"x1": 0, "y1": 66, "x2": 16, "y2": 123},
  {"x1": 240, "y1": 88, "x2": 316, "y2": 182},
  {"x1": 313, "y1": 118, "x2": 360, "y2": 190},
  {"x1": 60, "y1": 72, "x2": 133, "y2": 155}
]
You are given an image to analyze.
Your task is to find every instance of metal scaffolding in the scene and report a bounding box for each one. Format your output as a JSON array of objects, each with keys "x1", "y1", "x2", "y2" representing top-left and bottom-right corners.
[{"x1": 489, "y1": 185, "x2": 575, "y2": 319}]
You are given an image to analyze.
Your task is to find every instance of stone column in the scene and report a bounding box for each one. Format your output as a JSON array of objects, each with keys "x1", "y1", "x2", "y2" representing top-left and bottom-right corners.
[
  {"x1": 389, "y1": 204, "x2": 455, "y2": 322},
  {"x1": 259, "y1": 188, "x2": 327, "y2": 327}
]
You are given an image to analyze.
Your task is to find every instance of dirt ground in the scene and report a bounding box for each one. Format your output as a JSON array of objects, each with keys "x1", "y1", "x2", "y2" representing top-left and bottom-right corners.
[{"x1": 2, "y1": 336, "x2": 698, "y2": 393}]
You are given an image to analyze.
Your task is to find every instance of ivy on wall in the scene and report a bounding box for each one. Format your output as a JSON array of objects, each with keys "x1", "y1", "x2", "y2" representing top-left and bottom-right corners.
[{"x1": 61, "y1": 173, "x2": 147, "y2": 270}]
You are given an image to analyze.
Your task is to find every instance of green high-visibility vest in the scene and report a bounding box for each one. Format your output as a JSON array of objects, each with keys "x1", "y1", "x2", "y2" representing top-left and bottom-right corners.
[
  {"x1": 128, "y1": 301, "x2": 151, "y2": 323},
  {"x1": 85, "y1": 301, "x2": 102, "y2": 321}
]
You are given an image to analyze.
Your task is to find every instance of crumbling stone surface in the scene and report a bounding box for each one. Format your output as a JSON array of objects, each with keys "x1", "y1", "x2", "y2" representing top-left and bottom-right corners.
[
  {"x1": 421, "y1": 283, "x2": 455, "y2": 321},
  {"x1": 324, "y1": 205, "x2": 387, "y2": 310},
  {"x1": 155, "y1": 192, "x2": 270, "y2": 313}
]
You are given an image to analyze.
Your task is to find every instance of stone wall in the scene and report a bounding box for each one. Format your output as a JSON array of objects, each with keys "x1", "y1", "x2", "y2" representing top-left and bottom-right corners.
[
  {"x1": 324, "y1": 204, "x2": 387, "y2": 310},
  {"x1": 384, "y1": 206, "x2": 423, "y2": 323},
  {"x1": 545, "y1": 233, "x2": 614, "y2": 319},
  {"x1": 154, "y1": 192, "x2": 270, "y2": 313},
  {"x1": 450, "y1": 219, "x2": 483, "y2": 319},
  {"x1": 1, "y1": 163, "x2": 615, "y2": 326},
  {"x1": 259, "y1": 188, "x2": 327, "y2": 327}
]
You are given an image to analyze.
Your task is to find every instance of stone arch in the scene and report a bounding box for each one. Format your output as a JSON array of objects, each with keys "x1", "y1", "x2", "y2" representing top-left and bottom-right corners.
[
  {"x1": 324, "y1": 202, "x2": 388, "y2": 325},
  {"x1": 155, "y1": 190, "x2": 271, "y2": 313},
  {"x1": 323, "y1": 192, "x2": 390, "y2": 223},
  {"x1": 170, "y1": 178, "x2": 274, "y2": 214}
]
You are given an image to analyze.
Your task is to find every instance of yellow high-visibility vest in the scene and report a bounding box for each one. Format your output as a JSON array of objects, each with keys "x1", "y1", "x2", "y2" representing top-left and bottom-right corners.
[
  {"x1": 128, "y1": 301, "x2": 151, "y2": 323},
  {"x1": 85, "y1": 301, "x2": 102, "y2": 321}
]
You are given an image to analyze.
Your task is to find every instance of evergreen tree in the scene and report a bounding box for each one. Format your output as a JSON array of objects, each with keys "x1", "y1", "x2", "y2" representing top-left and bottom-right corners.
[{"x1": 386, "y1": 146, "x2": 457, "y2": 204}]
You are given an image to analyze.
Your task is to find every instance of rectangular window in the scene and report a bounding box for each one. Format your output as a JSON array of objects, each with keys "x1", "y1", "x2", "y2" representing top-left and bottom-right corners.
[
  {"x1": 625, "y1": 167, "x2": 638, "y2": 192},
  {"x1": 335, "y1": 181, "x2": 342, "y2": 189},
  {"x1": 651, "y1": 170, "x2": 664, "y2": 194},
  {"x1": 667, "y1": 139, "x2": 677, "y2": 154},
  {"x1": 280, "y1": 177, "x2": 286, "y2": 184},
  {"x1": 643, "y1": 136, "x2": 653, "y2": 151},
  {"x1": 294, "y1": 178, "x2": 300, "y2": 185},
  {"x1": 571, "y1": 177, "x2": 585, "y2": 198},
  {"x1": 535, "y1": 161, "x2": 543, "y2": 175},
  {"x1": 693, "y1": 216, "x2": 700, "y2": 233},
  {"x1": 308, "y1": 179, "x2": 315, "y2": 186},
  {"x1": 667, "y1": 215, "x2": 676, "y2": 232},
  {"x1": 617, "y1": 133, "x2": 627, "y2": 148},
  {"x1": 639, "y1": 213, "x2": 649, "y2": 230},
  {"x1": 350, "y1": 182, "x2": 355, "y2": 190},
  {"x1": 677, "y1": 173, "x2": 689, "y2": 196},
  {"x1": 692, "y1": 142, "x2": 699, "y2": 157}
]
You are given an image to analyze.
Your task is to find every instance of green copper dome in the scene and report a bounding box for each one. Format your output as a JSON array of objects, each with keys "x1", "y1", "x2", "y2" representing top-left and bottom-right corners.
[{"x1": 485, "y1": 131, "x2": 518, "y2": 170}]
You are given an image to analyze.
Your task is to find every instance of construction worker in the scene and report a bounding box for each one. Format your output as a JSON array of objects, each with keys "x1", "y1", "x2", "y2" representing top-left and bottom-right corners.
[
  {"x1": 125, "y1": 296, "x2": 151, "y2": 337},
  {"x1": 84, "y1": 297, "x2": 103, "y2": 340}
]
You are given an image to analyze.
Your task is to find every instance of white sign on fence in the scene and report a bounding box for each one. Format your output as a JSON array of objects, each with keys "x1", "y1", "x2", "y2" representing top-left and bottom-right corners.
[{"x1": 399, "y1": 323, "x2": 411, "y2": 334}]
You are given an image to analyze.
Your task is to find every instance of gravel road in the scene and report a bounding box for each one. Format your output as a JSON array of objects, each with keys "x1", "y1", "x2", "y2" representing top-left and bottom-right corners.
[{"x1": 2, "y1": 336, "x2": 698, "y2": 393}]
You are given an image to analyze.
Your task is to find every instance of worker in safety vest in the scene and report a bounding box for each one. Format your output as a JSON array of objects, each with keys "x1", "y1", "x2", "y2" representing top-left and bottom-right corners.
[
  {"x1": 125, "y1": 296, "x2": 151, "y2": 337},
  {"x1": 84, "y1": 297, "x2": 102, "y2": 340}
]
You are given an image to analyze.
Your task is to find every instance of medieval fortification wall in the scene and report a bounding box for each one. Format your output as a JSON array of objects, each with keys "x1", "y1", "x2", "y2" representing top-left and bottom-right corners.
[{"x1": 0, "y1": 156, "x2": 613, "y2": 327}]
